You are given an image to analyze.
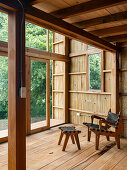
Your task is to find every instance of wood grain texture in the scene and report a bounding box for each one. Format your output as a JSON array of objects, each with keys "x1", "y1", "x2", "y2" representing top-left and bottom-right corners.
[
  {"x1": 8, "y1": 11, "x2": 26, "y2": 170},
  {"x1": 50, "y1": 0, "x2": 127, "y2": 19}
]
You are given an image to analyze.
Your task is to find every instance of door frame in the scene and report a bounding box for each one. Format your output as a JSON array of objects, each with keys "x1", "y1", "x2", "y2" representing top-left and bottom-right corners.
[{"x1": 26, "y1": 56, "x2": 50, "y2": 134}]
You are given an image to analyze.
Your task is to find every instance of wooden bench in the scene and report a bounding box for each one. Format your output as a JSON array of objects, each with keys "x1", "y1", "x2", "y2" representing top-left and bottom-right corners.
[{"x1": 58, "y1": 126, "x2": 81, "y2": 151}]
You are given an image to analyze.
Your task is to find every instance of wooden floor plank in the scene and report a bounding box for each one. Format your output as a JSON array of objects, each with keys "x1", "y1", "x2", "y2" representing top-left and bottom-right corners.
[{"x1": 0, "y1": 124, "x2": 127, "y2": 170}]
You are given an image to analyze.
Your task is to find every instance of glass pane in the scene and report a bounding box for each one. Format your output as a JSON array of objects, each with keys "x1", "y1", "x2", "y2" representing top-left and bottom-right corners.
[
  {"x1": 0, "y1": 56, "x2": 8, "y2": 138},
  {"x1": 31, "y1": 60, "x2": 47, "y2": 129},
  {"x1": 0, "y1": 12, "x2": 8, "y2": 42},
  {"x1": 25, "y1": 22, "x2": 47, "y2": 51},
  {"x1": 89, "y1": 53, "x2": 101, "y2": 90}
]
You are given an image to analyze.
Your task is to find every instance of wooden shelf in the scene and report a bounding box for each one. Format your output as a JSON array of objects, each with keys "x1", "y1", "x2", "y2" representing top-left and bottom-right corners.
[
  {"x1": 69, "y1": 90, "x2": 111, "y2": 95},
  {"x1": 119, "y1": 68, "x2": 127, "y2": 72},
  {"x1": 69, "y1": 72, "x2": 86, "y2": 75},
  {"x1": 53, "y1": 106, "x2": 64, "y2": 109},
  {"x1": 103, "y1": 70, "x2": 111, "y2": 73},
  {"x1": 53, "y1": 73, "x2": 64, "y2": 76},
  {"x1": 119, "y1": 92, "x2": 127, "y2": 96},
  {"x1": 69, "y1": 108, "x2": 106, "y2": 117},
  {"x1": 53, "y1": 40, "x2": 64, "y2": 45},
  {"x1": 53, "y1": 90, "x2": 64, "y2": 93}
]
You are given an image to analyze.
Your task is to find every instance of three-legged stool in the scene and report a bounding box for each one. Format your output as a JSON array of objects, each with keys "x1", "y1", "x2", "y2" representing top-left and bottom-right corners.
[{"x1": 58, "y1": 126, "x2": 81, "y2": 151}]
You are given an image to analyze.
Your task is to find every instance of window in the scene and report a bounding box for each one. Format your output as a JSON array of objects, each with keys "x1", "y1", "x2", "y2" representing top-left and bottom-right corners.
[{"x1": 89, "y1": 53, "x2": 101, "y2": 90}]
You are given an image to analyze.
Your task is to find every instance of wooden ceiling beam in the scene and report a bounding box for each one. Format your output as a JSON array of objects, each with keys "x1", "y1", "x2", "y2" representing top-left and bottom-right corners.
[
  {"x1": 0, "y1": 1, "x2": 117, "y2": 52},
  {"x1": 28, "y1": 0, "x2": 47, "y2": 5},
  {"x1": 89, "y1": 24, "x2": 127, "y2": 37},
  {"x1": 119, "y1": 41, "x2": 127, "y2": 47},
  {"x1": 103, "y1": 34, "x2": 127, "y2": 43},
  {"x1": 73, "y1": 11, "x2": 127, "y2": 29},
  {"x1": 50, "y1": 0, "x2": 127, "y2": 19}
]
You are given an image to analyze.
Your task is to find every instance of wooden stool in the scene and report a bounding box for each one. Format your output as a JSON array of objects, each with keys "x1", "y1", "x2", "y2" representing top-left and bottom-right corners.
[{"x1": 58, "y1": 126, "x2": 81, "y2": 151}]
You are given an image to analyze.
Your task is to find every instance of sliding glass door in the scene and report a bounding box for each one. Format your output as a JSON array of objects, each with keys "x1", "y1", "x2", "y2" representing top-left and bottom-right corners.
[{"x1": 26, "y1": 57, "x2": 50, "y2": 134}]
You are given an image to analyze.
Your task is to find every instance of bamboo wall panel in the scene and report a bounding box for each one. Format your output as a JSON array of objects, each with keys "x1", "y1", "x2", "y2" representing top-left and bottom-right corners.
[
  {"x1": 54, "y1": 61, "x2": 64, "y2": 74},
  {"x1": 105, "y1": 73, "x2": 111, "y2": 92},
  {"x1": 52, "y1": 33, "x2": 65, "y2": 121},
  {"x1": 70, "y1": 55, "x2": 86, "y2": 72},
  {"x1": 70, "y1": 93, "x2": 111, "y2": 115},
  {"x1": 121, "y1": 72, "x2": 127, "y2": 92},
  {"x1": 53, "y1": 76, "x2": 64, "y2": 90},
  {"x1": 53, "y1": 93, "x2": 64, "y2": 107},
  {"x1": 70, "y1": 40, "x2": 87, "y2": 53},
  {"x1": 53, "y1": 108, "x2": 64, "y2": 120},
  {"x1": 105, "y1": 51, "x2": 112, "y2": 70},
  {"x1": 119, "y1": 47, "x2": 127, "y2": 137},
  {"x1": 69, "y1": 39, "x2": 112, "y2": 126}
]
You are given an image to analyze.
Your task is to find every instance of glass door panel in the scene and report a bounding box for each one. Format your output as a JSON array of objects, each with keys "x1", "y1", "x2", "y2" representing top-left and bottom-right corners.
[{"x1": 27, "y1": 57, "x2": 50, "y2": 132}]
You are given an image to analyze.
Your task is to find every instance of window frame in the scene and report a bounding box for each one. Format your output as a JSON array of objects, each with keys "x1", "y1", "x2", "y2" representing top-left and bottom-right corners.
[{"x1": 86, "y1": 46, "x2": 105, "y2": 92}]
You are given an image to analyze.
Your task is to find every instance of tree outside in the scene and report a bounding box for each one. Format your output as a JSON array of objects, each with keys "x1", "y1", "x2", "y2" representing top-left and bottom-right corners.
[{"x1": 89, "y1": 53, "x2": 101, "y2": 90}]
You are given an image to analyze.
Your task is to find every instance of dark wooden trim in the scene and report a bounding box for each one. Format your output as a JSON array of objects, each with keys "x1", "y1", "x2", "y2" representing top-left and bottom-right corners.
[
  {"x1": 0, "y1": 41, "x2": 69, "y2": 62},
  {"x1": 8, "y1": 11, "x2": 26, "y2": 170},
  {"x1": 104, "y1": 34, "x2": 127, "y2": 43},
  {"x1": 73, "y1": 11, "x2": 127, "y2": 29},
  {"x1": 0, "y1": 1, "x2": 117, "y2": 52},
  {"x1": 50, "y1": 0, "x2": 127, "y2": 19},
  {"x1": 29, "y1": 0, "x2": 46, "y2": 5}
]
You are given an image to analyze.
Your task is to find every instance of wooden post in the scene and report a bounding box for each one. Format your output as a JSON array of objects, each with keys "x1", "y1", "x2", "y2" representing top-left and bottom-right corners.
[
  {"x1": 86, "y1": 54, "x2": 89, "y2": 90},
  {"x1": 46, "y1": 30, "x2": 49, "y2": 51},
  {"x1": 64, "y1": 37, "x2": 70, "y2": 123},
  {"x1": 101, "y1": 51, "x2": 105, "y2": 92},
  {"x1": 8, "y1": 11, "x2": 26, "y2": 170},
  {"x1": 111, "y1": 51, "x2": 119, "y2": 113}
]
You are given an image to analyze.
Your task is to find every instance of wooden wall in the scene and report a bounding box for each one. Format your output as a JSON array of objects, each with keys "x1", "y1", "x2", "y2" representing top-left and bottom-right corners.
[
  {"x1": 52, "y1": 33, "x2": 66, "y2": 121},
  {"x1": 119, "y1": 47, "x2": 127, "y2": 137},
  {"x1": 69, "y1": 40, "x2": 112, "y2": 125},
  {"x1": 52, "y1": 35, "x2": 127, "y2": 137}
]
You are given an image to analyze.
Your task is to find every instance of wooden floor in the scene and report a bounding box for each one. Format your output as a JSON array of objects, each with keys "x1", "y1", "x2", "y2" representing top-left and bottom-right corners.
[{"x1": 0, "y1": 124, "x2": 127, "y2": 170}]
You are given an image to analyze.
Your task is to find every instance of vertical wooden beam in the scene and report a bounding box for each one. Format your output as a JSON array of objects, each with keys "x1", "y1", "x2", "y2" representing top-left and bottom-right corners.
[
  {"x1": 46, "y1": 60, "x2": 50, "y2": 127},
  {"x1": 46, "y1": 30, "x2": 49, "y2": 52},
  {"x1": 52, "y1": 33, "x2": 55, "y2": 119},
  {"x1": 26, "y1": 56, "x2": 31, "y2": 134},
  {"x1": 8, "y1": 11, "x2": 26, "y2": 170},
  {"x1": 64, "y1": 37, "x2": 70, "y2": 123},
  {"x1": 86, "y1": 54, "x2": 89, "y2": 90},
  {"x1": 111, "y1": 51, "x2": 119, "y2": 113},
  {"x1": 101, "y1": 51, "x2": 105, "y2": 92}
]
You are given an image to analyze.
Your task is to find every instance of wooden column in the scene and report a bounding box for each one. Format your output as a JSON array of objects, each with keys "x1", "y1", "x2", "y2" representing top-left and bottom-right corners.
[
  {"x1": 64, "y1": 37, "x2": 70, "y2": 123},
  {"x1": 111, "y1": 51, "x2": 119, "y2": 113},
  {"x1": 101, "y1": 51, "x2": 105, "y2": 92},
  {"x1": 8, "y1": 11, "x2": 26, "y2": 170}
]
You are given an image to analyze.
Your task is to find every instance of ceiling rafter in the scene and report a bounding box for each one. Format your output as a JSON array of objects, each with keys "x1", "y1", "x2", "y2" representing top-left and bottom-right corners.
[
  {"x1": 50, "y1": 0, "x2": 127, "y2": 19},
  {"x1": 0, "y1": 0, "x2": 117, "y2": 52},
  {"x1": 103, "y1": 34, "x2": 127, "y2": 43},
  {"x1": 89, "y1": 24, "x2": 127, "y2": 37},
  {"x1": 73, "y1": 11, "x2": 127, "y2": 29}
]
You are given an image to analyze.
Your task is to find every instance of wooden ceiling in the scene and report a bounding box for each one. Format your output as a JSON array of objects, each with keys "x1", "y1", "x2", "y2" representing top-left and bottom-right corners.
[{"x1": 33, "y1": 0, "x2": 127, "y2": 47}]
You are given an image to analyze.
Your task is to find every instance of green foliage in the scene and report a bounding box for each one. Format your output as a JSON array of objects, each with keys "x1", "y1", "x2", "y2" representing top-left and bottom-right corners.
[
  {"x1": 0, "y1": 12, "x2": 53, "y2": 121},
  {"x1": 0, "y1": 57, "x2": 8, "y2": 119},
  {"x1": 31, "y1": 61, "x2": 46, "y2": 119},
  {"x1": 25, "y1": 22, "x2": 53, "y2": 52},
  {"x1": 89, "y1": 53, "x2": 101, "y2": 90},
  {"x1": 0, "y1": 12, "x2": 8, "y2": 42}
]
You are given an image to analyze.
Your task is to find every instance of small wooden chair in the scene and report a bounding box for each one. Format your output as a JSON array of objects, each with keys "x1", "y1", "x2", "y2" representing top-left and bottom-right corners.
[
  {"x1": 83, "y1": 109, "x2": 123, "y2": 150},
  {"x1": 58, "y1": 126, "x2": 81, "y2": 151}
]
